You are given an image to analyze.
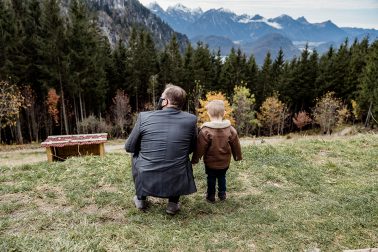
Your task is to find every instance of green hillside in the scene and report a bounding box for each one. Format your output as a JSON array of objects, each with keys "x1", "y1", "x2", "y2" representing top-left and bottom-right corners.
[{"x1": 1, "y1": 134, "x2": 377, "y2": 251}]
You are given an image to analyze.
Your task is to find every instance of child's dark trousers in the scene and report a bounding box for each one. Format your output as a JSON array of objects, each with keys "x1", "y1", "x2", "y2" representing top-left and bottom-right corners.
[{"x1": 205, "y1": 166, "x2": 228, "y2": 196}]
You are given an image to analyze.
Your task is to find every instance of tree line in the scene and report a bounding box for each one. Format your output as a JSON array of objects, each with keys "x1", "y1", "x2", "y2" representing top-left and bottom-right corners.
[{"x1": 1, "y1": 0, "x2": 377, "y2": 144}]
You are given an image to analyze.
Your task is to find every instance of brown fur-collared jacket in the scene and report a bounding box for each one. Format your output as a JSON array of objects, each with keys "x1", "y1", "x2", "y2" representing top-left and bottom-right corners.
[{"x1": 192, "y1": 120, "x2": 242, "y2": 169}]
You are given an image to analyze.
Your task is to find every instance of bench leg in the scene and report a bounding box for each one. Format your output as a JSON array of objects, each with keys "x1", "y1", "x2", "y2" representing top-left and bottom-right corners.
[
  {"x1": 46, "y1": 147, "x2": 53, "y2": 162},
  {"x1": 99, "y1": 143, "x2": 105, "y2": 157}
]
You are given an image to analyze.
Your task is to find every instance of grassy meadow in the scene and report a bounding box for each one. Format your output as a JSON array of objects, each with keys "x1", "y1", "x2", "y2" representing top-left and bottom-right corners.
[{"x1": 0, "y1": 134, "x2": 377, "y2": 251}]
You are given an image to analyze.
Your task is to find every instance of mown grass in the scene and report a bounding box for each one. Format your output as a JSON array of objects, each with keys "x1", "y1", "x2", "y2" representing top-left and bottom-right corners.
[{"x1": 0, "y1": 134, "x2": 377, "y2": 251}]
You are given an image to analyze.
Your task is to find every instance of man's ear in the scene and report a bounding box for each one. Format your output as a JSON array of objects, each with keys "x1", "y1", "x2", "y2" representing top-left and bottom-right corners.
[{"x1": 163, "y1": 98, "x2": 169, "y2": 106}]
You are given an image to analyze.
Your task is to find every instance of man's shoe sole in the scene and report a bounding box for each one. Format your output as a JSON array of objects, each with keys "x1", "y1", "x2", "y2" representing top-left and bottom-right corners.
[{"x1": 133, "y1": 196, "x2": 147, "y2": 210}]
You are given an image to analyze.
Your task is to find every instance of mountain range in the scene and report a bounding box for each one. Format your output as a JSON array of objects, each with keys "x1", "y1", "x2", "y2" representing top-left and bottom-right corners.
[
  {"x1": 61, "y1": 0, "x2": 189, "y2": 50},
  {"x1": 147, "y1": 2, "x2": 378, "y2": 64}
]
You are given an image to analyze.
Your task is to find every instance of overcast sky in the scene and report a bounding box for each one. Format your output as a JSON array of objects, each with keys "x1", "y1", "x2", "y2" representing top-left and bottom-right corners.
[{"x1": 139, "y1": 0, "x2": 378, "y2": 29}]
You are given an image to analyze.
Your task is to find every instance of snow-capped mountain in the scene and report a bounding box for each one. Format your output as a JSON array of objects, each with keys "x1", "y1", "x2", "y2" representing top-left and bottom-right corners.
[
  {"x1": 61, "y1": 0, "x2": 189, "y2": 50},
  {"x1": 147, "y1": 2, "x2": 378, "y2": 63},
  {"x1": 268, "y1": 15, "x2": 348, "y2": 42},
  {"x1": 148, "y1": 2, "x2": 203, "y2": 33}
]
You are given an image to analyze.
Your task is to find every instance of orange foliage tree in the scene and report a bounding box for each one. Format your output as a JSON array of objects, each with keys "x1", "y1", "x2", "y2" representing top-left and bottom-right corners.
[
  {"x1": 197, "y1": 92, "x2": 235, "y2": 126},
  {"x1": 293, "y1": 111, "x2": 312, "y2": 131},
  {"x1": 46, "y1": 88, "x2": 60, "y2": 125}
]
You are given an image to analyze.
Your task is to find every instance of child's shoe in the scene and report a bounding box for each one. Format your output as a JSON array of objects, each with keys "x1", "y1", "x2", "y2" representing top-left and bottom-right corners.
[{"x1": 218, "y1": 191, "x2": 227, "y2": 201}]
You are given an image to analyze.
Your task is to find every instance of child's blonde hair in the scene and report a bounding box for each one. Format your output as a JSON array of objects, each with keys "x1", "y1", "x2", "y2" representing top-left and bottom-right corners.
[{"x1": 206, "y1": 100, "x2": 225, "y2": 118}]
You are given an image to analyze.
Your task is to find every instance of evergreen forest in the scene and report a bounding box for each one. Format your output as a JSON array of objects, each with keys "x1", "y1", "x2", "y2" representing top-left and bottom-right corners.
[{"x1": 1, "y1": 0, "x2": 377, "y2": 144}]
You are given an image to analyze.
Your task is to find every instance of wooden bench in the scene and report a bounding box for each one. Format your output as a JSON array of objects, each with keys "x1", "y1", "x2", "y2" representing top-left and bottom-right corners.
[{"x1": 41, "y1": 133, "x2": 107, "y2": 162}]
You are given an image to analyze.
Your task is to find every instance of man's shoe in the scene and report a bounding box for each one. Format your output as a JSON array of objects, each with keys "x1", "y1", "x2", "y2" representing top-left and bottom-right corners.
[
  {"x1": 133, "y1": 196, "x2": 147, "y2": 210},
  {"x1": 218, "y1": 192, "x2": 227, "y2": 201},
  {"x1": 166, "y1": 202, "x2": 180, "y2": 215},
  {"x1": 206, "y1": 194, "x2": 216, "y2": 203}
]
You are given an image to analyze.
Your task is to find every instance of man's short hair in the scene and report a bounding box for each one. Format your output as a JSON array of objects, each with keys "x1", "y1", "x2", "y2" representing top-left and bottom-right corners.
[
  {"x1": 163, "y1": 84, "x2": 187, "y2": 109},
  {"x1": 206, "y1": 100, "x2": 225, "y2": 118}
]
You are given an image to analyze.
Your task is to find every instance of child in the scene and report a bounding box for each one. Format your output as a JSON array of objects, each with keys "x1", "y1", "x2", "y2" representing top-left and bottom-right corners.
[{"x1": 192, "y1": 100, "x2": 242, "y2": 202}]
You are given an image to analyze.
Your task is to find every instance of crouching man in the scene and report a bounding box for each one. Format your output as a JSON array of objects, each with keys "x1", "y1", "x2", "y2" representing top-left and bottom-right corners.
[{"x1": 125, "y1": 84, "x2": 197, "y2": 215}]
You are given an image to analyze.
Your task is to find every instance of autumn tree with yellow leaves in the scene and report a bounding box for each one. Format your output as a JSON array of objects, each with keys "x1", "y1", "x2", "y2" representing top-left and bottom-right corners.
[
  {"x1": 258, "y1": 95, "x2": 288, "y2": 136},
  {"x1": 232, "y1": 85, "x2": 258, "y2": 136},
  {"x1": 312, "y1": 92, "x2": 343, "y2": 134},
  {"x1": 196, "y1": 92, "x2": 234, "y2": 126},
  {"x1": 0, "y1": 81, "x2": 24, "y2": 143}
]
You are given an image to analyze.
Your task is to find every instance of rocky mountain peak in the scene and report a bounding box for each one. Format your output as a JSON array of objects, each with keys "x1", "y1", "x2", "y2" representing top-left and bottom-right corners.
[
  {"x1": 147, "y1": 1, "x2": 164, "y2": 12},
  {"x1": 297, "y1": 16, "x2": 309, "y2": 24},
  {"x1": 251, "y1": 14, "x2": 264, "y2": 20}
]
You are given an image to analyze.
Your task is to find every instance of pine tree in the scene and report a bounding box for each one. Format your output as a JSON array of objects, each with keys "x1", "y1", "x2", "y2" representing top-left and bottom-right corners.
[
  {"x1": 138, "y1": 30, "x2": 159, "y2": 107},
  {"x1": 358, "y1": 40, "x2": 378, "y2": 126},
  {"x1": 220, "y1": 47, "x2": 237, "y2": 94},
  {"x1": 89, "y1": 34, "x2": 109, "y2": 115},
  {"x1": 220, "y1": 48, "x2": 249, "y2": 96},
  {"x1": 157, "y1": 34, "x2": 184, "y2": 105},
  {"x1": 256, "y1": 51, "x2": 273, "y2": 107},
  {"x1": 126, "y1": 27, "x2": 142, "y2": 110},
  {"x1": 182, "y1": 43, "x2": 196, "y2": 111},
  {"x1": 210, "y1": 48, "x2": 223, "y2": 92},
  {"x1": 166, "y1": 34, "x2": 183, "y2": 85},
  {"x1": 14, "y1": 0, "x2": 46, "y2": 142},
  {"x1": 7, "y1": 0, "x2": 28, "y2": 84},
  {"x1": 347, "y1": 38, "x2": 369, "y2": 102},
  {"x1": 0, "y1": 1, "x2": 15, "y2": 80},
  {"x1": 278, "y1": 59, "x2": 297, "y2": 108},
  {"x1": 109, "y1": 40, "x2": 129, "y2": 100},
  {"x1": 246, "y1": 54, "x2": 259, "y2": 97},
  {"x1": 235, "y1": 48, "x2": 248, "y2": 84},
  {"x1": 67, "y1": 0, "x2": 108, "y2": 122},
  {"x1": 192, "y1": 41, "x2": 212, "y2": 92},
  {"x1": 126, "y1": 29, "x2": 158, "y2": 110},
  {"x1": 39, "y1": 0, "x2": 68, "y2": 134},
  {"x1": 272, "y1": 48, "x2": 285, "y2": 92},
  {"x1": 294, "y1": 44, "x2": 318, "y2": 111},
  {"x1": 317, "y1": 46, "x2": 336, "y2": 96},
  {"x1": 332, "y1": 39, "x2": 352, "y2": 100},
  {"x1": 39, "y1": 0, "x2": 67, "y2": 88},
  {"x1": 158, "y1": 48, "x2": 173, "y2": 91},
  {"x1": 182, "y1": 43, "x2": 195, "y2": 92},
  {"x1": 23, "y1": 0, "x2": 45, "y2": 96}
]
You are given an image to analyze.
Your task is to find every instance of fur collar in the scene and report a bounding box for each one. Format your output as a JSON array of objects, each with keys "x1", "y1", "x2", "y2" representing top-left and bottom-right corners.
[{"x1": 202, "y1": 120, "x2": 231, "y2": 129}]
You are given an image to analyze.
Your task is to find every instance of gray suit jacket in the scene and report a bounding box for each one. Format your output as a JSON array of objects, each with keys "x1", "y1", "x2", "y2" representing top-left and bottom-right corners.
[{"x1": 125, "y1": 108, "x2": 197, "y2": 197}]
